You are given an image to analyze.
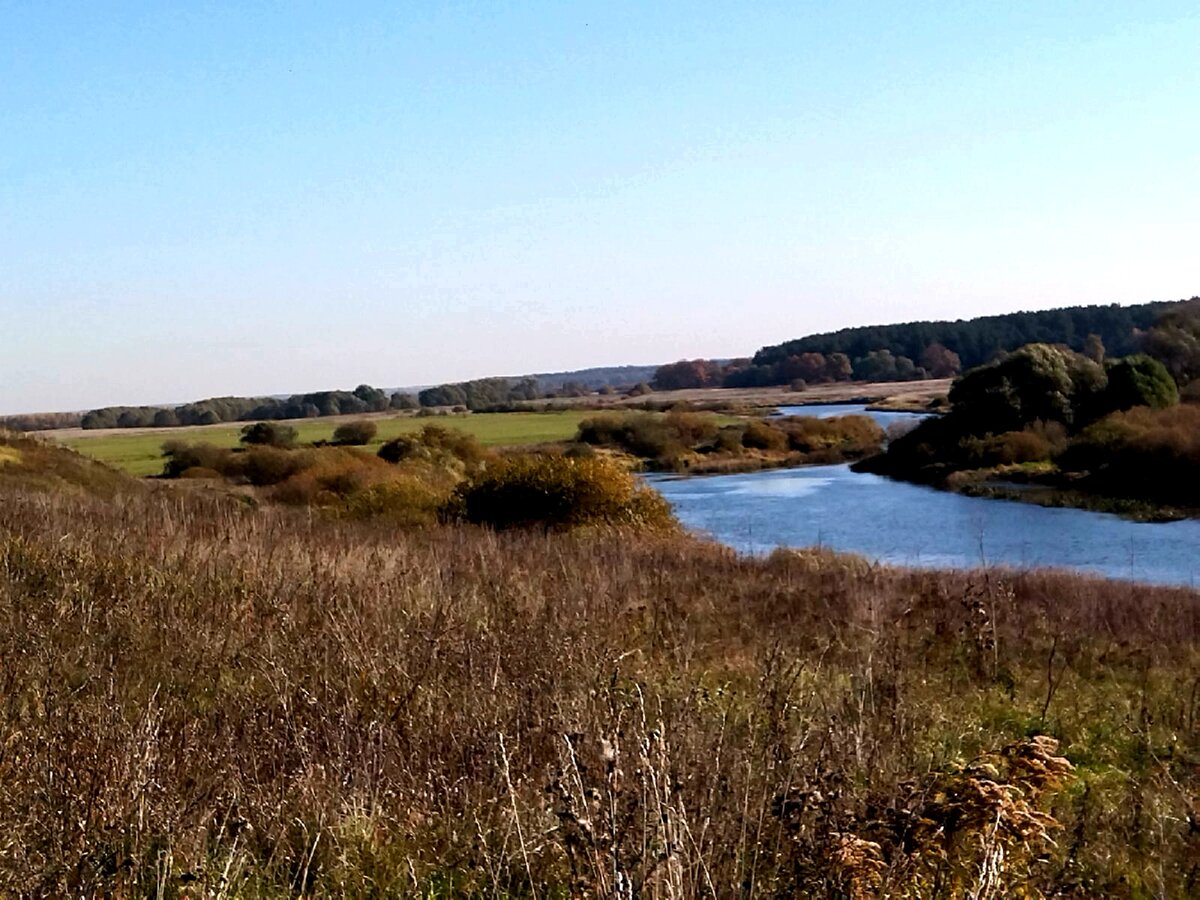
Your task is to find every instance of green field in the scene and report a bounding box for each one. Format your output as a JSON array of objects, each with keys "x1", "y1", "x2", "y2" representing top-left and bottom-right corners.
[{"x1": 58, "y1": 411, "x2": 598, "y2": 476}]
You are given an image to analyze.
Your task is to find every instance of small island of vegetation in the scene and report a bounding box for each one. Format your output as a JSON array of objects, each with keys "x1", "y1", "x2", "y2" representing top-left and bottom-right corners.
[{"x1": 858, "y1": 301, "x2": 1200, "y2": 519}]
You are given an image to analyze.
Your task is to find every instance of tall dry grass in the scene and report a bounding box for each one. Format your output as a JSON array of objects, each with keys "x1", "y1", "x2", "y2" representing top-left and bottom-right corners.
[{"x1": 0, "y1": 476, "x2": 1197, "y2": 895}]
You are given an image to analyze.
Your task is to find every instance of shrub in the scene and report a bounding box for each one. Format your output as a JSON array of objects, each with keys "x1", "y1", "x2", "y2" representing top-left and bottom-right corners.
[
  {"x1": 239, "y1": 446, "x2": 304, "y2": 486},
  {"x1": 378, "y1": 425, "x2": 488, "y2": 471},
  {"x1": 775, "y1": 415, "x2": 884, "y2": 456},
  {"x1": 968, "y1": 429, "x2": 1057, "y2": 466},
  {"x1": 240, "y1": 422, "x2": 298, "y2": 448},
  {"x1": 337, "y1": 474, "x2": 449, "y2": 525},
  {"x1": 447, "y1": 455, "x2": 676, "y2": 531},
  {"x1": 1102, "y1": 354, "x2": 1178, "y2": 413},
  {"x1": 576, "y1": 411, "x2": 724, "y2": 460},
  {"x1": 1060, "y1": 404, "x2": 1200, "y2": 504},
  {"x1": 332, "y1": 420, "x2": 378, "y2": 446},
  {"x1": 267, "y1": 449, "x2": 445, "y2": 511},
  {"x1": 741, "y1": 420, "x2": 788, "y2": 451},
  {"x1": 179, "y1": 466, "x2": 221, "y2": 479},
  {"x1": 161, "y1": 441, "x2": 233, "y2": 478}
]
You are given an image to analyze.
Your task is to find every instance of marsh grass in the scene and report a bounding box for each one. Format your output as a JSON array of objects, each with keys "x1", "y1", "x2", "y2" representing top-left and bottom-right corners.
[{"x1": 0, "y1": 446, "x2": 1197, "y2": 895}]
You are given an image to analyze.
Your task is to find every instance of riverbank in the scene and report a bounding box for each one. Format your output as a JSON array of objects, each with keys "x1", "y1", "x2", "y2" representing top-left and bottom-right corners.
[
  {"x1": 948, "y1": 467, "x2": 1195, "y2": 522},
  {"x1": 856, "y1": 456, "x2": 1196, "y2": 523},
  {"x1": 856, "y1": 405, "x2": 1200, "y2": 523}
]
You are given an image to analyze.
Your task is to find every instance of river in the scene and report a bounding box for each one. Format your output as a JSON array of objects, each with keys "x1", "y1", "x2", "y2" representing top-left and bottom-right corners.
[{"x1": 648, "y1": 405, "x2": 1200, "y2": 587}]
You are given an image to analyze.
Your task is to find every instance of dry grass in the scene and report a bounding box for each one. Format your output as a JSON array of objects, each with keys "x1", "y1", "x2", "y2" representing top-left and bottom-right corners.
[{"x1": 0, "y1": 444, "x2": 1197, "y2": 895}]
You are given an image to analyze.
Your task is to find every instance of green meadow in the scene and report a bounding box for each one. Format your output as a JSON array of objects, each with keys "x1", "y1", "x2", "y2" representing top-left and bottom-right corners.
[{"x1": 58, "y1": 411, "x2": 597, "y2": 476}]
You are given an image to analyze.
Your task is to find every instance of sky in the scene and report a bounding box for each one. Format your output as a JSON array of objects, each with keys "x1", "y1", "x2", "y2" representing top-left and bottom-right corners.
[{"x1": 2, "y1": 2, "x2": 1199, "y2": 414}]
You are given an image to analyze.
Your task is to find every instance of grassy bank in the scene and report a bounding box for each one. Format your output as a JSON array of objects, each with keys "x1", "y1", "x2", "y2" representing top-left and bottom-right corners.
[
  {"x1": 0, "y1": 447, "x2": 1196, "y2": 894},
  {"x1": 54, "y1": 410, "x2": 596, "y2": 476}
]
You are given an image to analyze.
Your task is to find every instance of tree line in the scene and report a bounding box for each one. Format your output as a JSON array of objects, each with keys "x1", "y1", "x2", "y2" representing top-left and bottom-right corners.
[
  {"x1": 81, "y1": 385, "x2": 420, "y2": 430},
  {"x1": 79, "y1": 372, "x2": 624, "y2": 430},
  {"x1": 652, "y1": 298, "x2": 1194, "y2": 390}
]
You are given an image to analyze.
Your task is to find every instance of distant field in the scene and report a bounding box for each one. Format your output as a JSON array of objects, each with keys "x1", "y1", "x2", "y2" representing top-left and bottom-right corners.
[{"x1": 55, "y1": 411, "x2": 598, "y2": 476}]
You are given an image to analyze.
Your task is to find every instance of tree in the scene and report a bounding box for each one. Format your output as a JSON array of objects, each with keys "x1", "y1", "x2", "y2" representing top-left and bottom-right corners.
[
  {"x1": 240, "y1": 422, "x2": 297, "y2": 448},
  {"x1": 825, "y1": 352, "x2": 853, "y2": 382},
  {"x1": 920, "y1": 343, "x2": 962, "y2": 377},
  {"x1": 332, "y1": 420, "x2": 378, "y2": 446},
  {"x1": 353, "y1": 384, "x2": 390, "y2": 412},
  {"x1": 1101, "y1": 355, "x2": 1178, "y2": 413},
  {"x1": 1141, "y1": 301, "x2": 1200, "y2": 385},
  {"x1": 948, "y1": 343, "x2": 1107, "y2": 433},
  {"x1": 1083, "y1": 333, "x2": 1106, "y2": 364},
  {"x1": 651, "y1": 359, "x2": 724, "y2": 390},
  {"x1": 853, "y1": 350, "x2": 900, "y2": 381}
]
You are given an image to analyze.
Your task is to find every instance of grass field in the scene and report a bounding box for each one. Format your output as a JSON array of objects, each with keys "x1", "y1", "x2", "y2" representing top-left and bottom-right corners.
[{"x1": 55, "y1": 411, "x2": 598, "y2": 476}]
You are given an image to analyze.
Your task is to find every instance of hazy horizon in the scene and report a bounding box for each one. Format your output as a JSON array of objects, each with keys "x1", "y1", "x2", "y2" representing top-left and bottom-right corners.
[{"x1": 4, "y1": 3, "x2": 1199, "y2": 415}]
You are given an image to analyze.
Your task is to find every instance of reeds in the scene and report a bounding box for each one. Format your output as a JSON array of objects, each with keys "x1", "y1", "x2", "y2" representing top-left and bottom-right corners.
[{"x1": 0, "y1": 475, "x2": 1196, "y2": 895}]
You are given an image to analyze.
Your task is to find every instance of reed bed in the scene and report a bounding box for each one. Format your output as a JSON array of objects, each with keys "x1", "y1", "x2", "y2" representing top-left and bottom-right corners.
[{"x1": 0, "y1": 482, "x2": 1197, "y2": 896}]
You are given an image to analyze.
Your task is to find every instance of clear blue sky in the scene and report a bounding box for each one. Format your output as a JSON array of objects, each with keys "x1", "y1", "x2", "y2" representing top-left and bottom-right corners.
[{"x1": 2, "y1": 2, "x2": 1198, "y2": 414}]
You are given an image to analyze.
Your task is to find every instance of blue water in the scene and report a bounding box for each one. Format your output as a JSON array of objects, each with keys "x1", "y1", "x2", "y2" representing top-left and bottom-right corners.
[
  {"x1": 648, "y1": 408, "x2": 1200, "y2": 586},
  {"x1": 774, "y1": 403, "x2": 930, "y2": 430}
]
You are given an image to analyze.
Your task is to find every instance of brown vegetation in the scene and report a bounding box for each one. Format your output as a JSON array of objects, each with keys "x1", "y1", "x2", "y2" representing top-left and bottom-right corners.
[
  {"x1": 577, "y1": 411, "x2": 885, "y2": 473},
  {"x1": 0, "y1": 430, "x2": 135, "y2": 498},
  {"x1": 0, "y1": 461, "x2": 1196, "y2": 895}
]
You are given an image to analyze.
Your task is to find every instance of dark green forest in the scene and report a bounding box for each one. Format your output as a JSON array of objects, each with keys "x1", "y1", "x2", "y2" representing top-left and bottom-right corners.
[
  {"x1": 649, "y1": 298, "x2": 1193, "y2": 390},
  {"x1": 743, "y1": 299, "x2": 1184, "y2": 382}
]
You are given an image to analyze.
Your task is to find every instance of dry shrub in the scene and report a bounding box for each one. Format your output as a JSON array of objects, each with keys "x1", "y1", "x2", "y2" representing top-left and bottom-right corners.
[
  {"x1": 448, "y1": 454, "x2": 676, "y2": 530},
  {"x1": 1063, "y1": 404, "x2": 1200, "y2": 504},
  {"x1": 776, "y1": 414, "x2": 885, "y2": 456},
  {"x1": 663, "y1": 410, "x2": 720, "y2": 446},
  {"x1": 741, "y1": 419, "x2": 788, "y2": 450},
  {"x1": 161, "y1": 440, "x2": 231, "y2": 478},
  {"x1": 240, "y1": 445, "x2": 306, "y2": 486},
  {"x1": 577, "y1": 412, "x2": 686, "y2": 458},
  {"x1": 332, "y1": 420, "x2": 378, "y2": 446},
  {"x1": 179, "y1": 466, "x2": 221, "y2": 479},
  {"x1": 337, "y1": 469, "x2": 452, "y2": 525},
  {"x1": 963, "y1": 427, "x2": 1061, "y2": 466},
  {"x1": 377, "y1": 424, "x2": 488, "y2": 471},
  {"x1": 270, "y1": 448, "x2": 392, "y2": 504}
]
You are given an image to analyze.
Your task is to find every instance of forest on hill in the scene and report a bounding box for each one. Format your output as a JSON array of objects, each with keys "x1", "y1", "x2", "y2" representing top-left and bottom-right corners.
[{"x1": 652, "y1": 298, "x2": 1192, "y2": 390}]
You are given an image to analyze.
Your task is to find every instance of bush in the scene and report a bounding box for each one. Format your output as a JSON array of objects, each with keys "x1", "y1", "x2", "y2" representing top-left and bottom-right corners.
[
  {"x1": 179, "y1": 466, "x2": 221, "y2": 479},
  {"x1": 240, "y1": 422, "x2": 298, "y2": 448},
  {"x1": 960, "y1": 428, "x2": 1059, "y2": 467},
  {"x1": 1102, "y1": 354, "x2": 1178, "y2": 413},
  {"x1": 239, "y1": 447, "x2": 304, "y2": 486},
  {"x1": 332, "y1": 420, "x2": 378, "y2": 446},
  {"x1": 775, "y1": 415, "x2": 884, "y2": 456},
  {"x1": 576, "y1": 411, "x2": 723, "y2": 460},
  {"x1": 161, "y1": 441, "x2": 232, "y2": 478},
  {"x1": 741, "y1": 420, "x2": 788, "y2": 451},
  {"x1": 447, "y1": 455, "x2": 676, "y2": 531},
  {"x1": 1059, "y1": 405, "x2": 1200, "y2": 504},
  {"x1": 378, "y1": 425, "x2": 488, "y2": 470},
  {"x1": 337, "y1": 474, "x2": 449, "y2": 525}
]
